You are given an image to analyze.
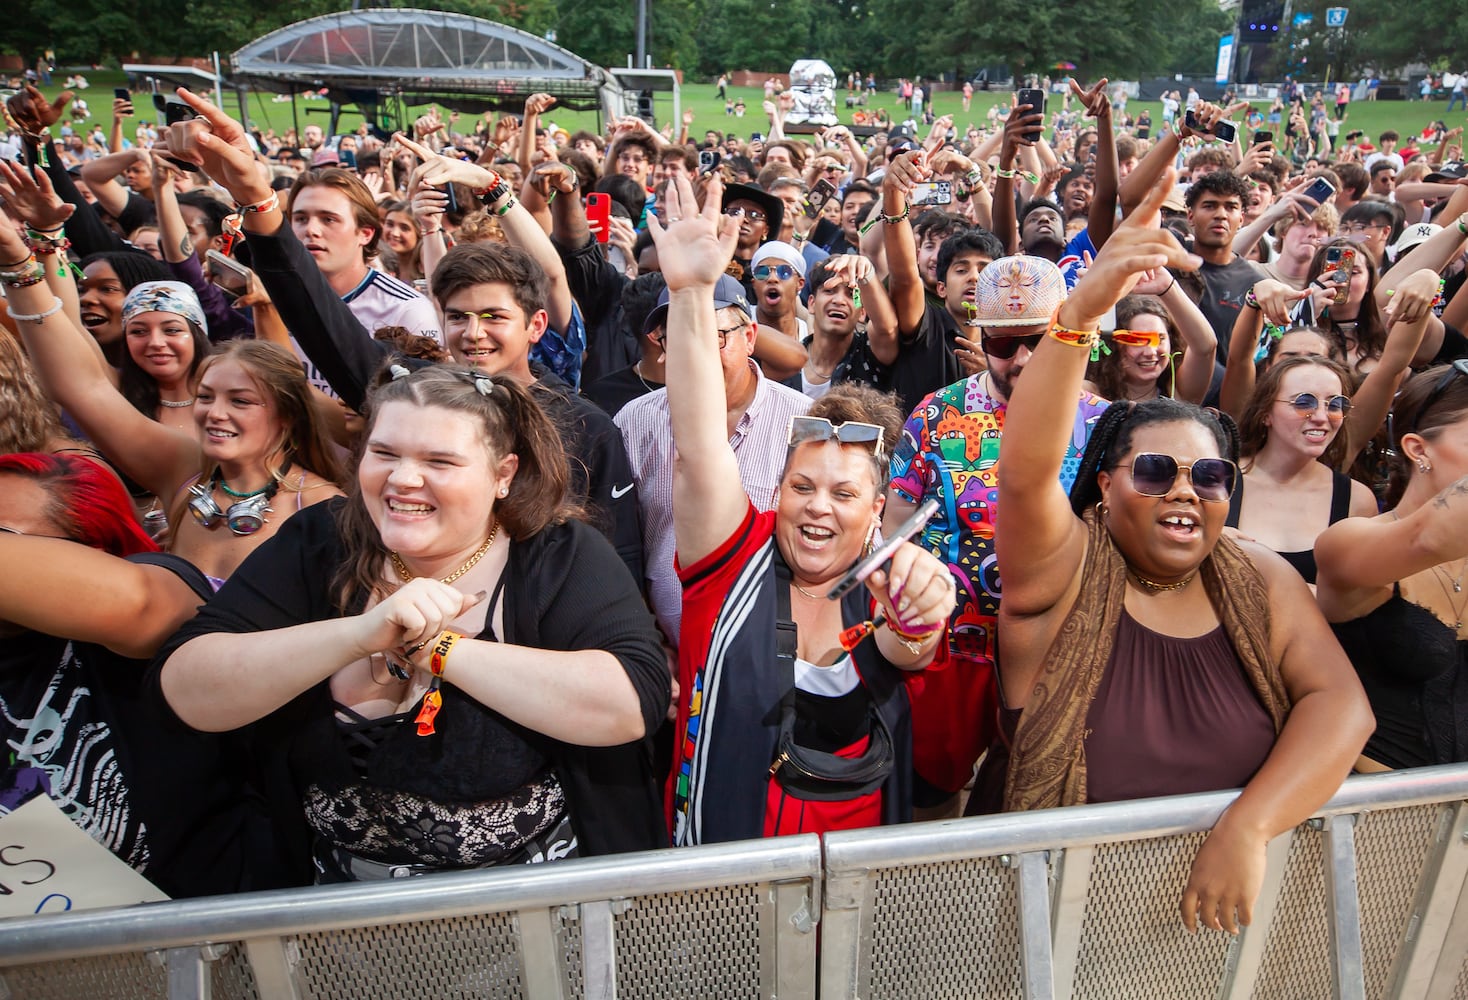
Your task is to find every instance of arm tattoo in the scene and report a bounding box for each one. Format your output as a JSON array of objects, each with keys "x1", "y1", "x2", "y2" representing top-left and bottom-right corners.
[
  {"x1": 179, "y1": 235, "x2": 193, "y2": 257},
  {"x1": 1431, "y1": 475, "x2": 1468, "y2": 509}
]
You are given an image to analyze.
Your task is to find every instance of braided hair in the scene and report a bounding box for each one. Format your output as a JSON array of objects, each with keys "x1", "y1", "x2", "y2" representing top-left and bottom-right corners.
[{"x1": 1068, "y1": 398, "x2": 1240, "y2": 515}]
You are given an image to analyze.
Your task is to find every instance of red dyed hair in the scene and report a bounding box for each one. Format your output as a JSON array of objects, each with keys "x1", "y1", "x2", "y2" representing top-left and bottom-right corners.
[{"x1": 0, "y1": 453, "x2": 158, "y2": 557}]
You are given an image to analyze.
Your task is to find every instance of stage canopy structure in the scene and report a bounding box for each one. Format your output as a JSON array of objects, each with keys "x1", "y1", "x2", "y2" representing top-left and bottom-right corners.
[{"x1": 229, "y1": 8, "x2": 626, "y2": 136}]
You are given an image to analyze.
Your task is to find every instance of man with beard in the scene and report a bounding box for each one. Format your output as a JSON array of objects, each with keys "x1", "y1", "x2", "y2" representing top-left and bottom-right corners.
[{"x1": 884, "y1": 256, "x2": 1107, "y2": 817}]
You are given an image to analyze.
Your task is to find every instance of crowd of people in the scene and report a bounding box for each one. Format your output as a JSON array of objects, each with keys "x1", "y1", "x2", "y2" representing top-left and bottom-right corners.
[{"x1": 1, "y1": 70, "x2": 1465, "y2": 936}]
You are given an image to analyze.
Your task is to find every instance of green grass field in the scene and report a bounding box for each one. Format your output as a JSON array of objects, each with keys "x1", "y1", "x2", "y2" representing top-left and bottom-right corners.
[{"x1": 25, "y1": 67, "x2": 1467, "y2": 155}]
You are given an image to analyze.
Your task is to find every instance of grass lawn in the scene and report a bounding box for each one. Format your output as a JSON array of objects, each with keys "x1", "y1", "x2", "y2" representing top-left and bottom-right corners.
[{"x1": 24, "y1": 67, "x2": 1466, "y2": 157}]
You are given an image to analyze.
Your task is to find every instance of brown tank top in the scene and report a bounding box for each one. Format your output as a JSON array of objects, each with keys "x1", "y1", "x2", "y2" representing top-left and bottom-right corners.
[{"x1": 1083, "y1": 610, "x2": 1276, "y2": 803}]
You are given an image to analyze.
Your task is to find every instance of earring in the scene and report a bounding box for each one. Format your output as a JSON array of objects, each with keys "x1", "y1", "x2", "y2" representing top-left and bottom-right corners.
[
  {"x1": 1418, "y1": 459, "x2": 1433, "y2": 474},
  {"x1": 497, "y1": 486, "x2": 509, "y2": 498},
  {"x1": 1096, "y1": 500, "x2": 1109, "y2": 520},
  {"x1": 863, "y1": 520, "x2": 879, "y2": 556}
]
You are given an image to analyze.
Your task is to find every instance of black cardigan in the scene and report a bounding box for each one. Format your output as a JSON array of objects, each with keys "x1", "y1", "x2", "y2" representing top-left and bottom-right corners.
[{"x1": 149, "y1": 498, "x2": 670, "y2": 885}]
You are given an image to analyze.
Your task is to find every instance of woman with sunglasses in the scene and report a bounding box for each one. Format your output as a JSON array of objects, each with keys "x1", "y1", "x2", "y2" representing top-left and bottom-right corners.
[
  {"x1": 157, "y1": 365, "x2": 669, "y2": 882},
  {"x1": 0, "y1": 453, "x2": 262, "y2": 897},
  {"x1": 1228, "y1": 357, "x2": 1378, "y2": 586},
  {"x1": 0, "y1": 195, "x2": 344, "y2": 587},
  {"x1": 650, "y1": 173, "x2": 956, "y2": 846},
  {"x1": 1084, "y1": 288, "x2": 1216, "y2": 404},
  {"x1": 994, "y1": 174, "x2": 1371, "y2": 935},
  {"x1": 1317, "y1": 361, "x2": 1468, "y2": 772}
]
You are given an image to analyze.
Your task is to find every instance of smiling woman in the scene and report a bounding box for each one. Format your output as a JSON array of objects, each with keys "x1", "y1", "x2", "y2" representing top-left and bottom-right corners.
[
  {"x1": 987, "y1": 172, "x2": 1372, "y2": 938},
  {"x1": 155, "y1": 364, "x2": 670, "y2": 883}
]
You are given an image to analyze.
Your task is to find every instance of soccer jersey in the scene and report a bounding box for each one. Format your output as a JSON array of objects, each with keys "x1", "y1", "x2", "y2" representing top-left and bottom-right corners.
[{"x1": 297, "y1": 269, "x2": 442, "y2": 398}]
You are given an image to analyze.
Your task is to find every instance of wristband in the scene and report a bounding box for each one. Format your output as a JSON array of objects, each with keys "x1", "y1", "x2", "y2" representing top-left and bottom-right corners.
[
  {"x1": 235, "y1": 192, "x2": 279, "y2": 215},
  {"x1": 494, "y1": 195, "x2": 518, "y2": 217},
  {"x1": 7, "y1": 296, "x2": 65, "y2": 324},
  {"x1": 995, "y1": 167, "x2": 1016, "y2": 179},
  {"x1": 429, "y1": 629, "x2": 463, "y2": 678},
  {"x1": 1458, "y1": 217, "x2": 1468, "y2": 237},
  {"x1": 0, "y1": 258, "x2": 45, "y2": 287},
  {"x1": 1243, "y1": 288, "x2": 1261, "y2": 309},
  {"x1": 1047, "y1": 318, "x2": 1099, "y2": 349},
  {"x1": 964, "y1": 167, "x2": 984, "y2": 188}
]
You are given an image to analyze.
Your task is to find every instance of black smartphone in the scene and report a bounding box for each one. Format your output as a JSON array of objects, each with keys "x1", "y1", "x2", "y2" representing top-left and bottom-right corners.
[
  {"x1": 338, "y1": 148, "x2": 357, "y2": 170},
  {"x1": 441, "y1": 182, "x2": 458, "y2": 215},
  {"x1": 161, "y1": 101, "x2": 201, "y2": 173},
  {"x1": 698, "y1": 149, "x2": 721, "y2": 175},
  {"x1": 827, "y1": 499, "x2": 940, "y2": 600},
  {"x1": 1016, "y1": 88, "x2": 1045, "y2": 144},
  {"x1": 1253, "y1": 129, "x2": 1274, "y2": 145},
  {"x1": 1185, "y1": 109, "x2": 1237, "y2": 143},
  {"x1": 1300, "y1": 177, "x2": 1336, "y2": 205},
  {"x1": 804, "y1": 177, "x2": 837, "y2": 218},
  {"x1": 750, "y1": 131, "x2": 763, "y2": 143},
  {"x1": 114, "y1": 87, "x2": 130, "y2": 102}
]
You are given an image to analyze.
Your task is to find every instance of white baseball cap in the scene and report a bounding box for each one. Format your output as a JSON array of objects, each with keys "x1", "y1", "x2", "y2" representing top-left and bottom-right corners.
[{"x1": 1389, "y1": 222, "x2": 1441, "y2": 259}]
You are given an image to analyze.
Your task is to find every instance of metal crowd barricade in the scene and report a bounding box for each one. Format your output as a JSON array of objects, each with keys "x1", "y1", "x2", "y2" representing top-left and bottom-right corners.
[
  {"x1": 0, "y1": 835, "x2": 823, "y2": 1000},
  {"x1": 0, "y1": 766, "x2": 1465, "y2": 1000},
  {"x1": 821, "y1": 764, "x2": 1468, "y2": 1000}
]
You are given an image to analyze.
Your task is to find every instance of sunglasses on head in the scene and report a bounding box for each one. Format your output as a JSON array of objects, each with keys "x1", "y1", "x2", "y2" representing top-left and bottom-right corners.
[
  {"x1": 1124, "y1": 453, "x2": 1237, "y2": 503},
  {"x1": 1280, "y1": 392, "x2": 1351, "y2": 417},
  {"x1": 752, "y1": 263, "x2": 797, "y2": 281},
  {"x1": 1111, "y1": 328, "x2": 1164, "y2": 348},
  {"x1": 980, "y1": 332, "x2": 1044, "y2": 360},
  {"x1": 788, "y1": 415, "x2": 885, "y2": 460}
]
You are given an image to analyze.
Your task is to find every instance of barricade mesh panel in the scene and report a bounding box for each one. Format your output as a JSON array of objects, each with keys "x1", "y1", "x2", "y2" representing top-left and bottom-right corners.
[
  {"x1": 1251, "y1": 824, "x2": 1330, "y2": 999},
  {"x1": 1, "y1": 953, "x2": 165, "y2": 999},
  {"x1": 861, "y1": 855, "x2": 1022, "y2": 998},
  {"x1": 611, "y1": 884, "x2": 766, "y2": 998},
  {"x1": 1355, "y1": 804, "x2": 1438, "y2": 999},
  {"x1": 1455, "y1": 954, "x2": 1468, "y2": 1000},
  {"x1": 1, "y1": 943, "x2": 259, "y2": 1000},
  {"x1": 556, "y1": 905, "x2": 585, "y2": 998},
  {"x1": 293, "y1": 913, "x2": 527, "y2": 998},
  {"x1": 1071, "y1": 831, "x2": 1231, "y2": 998}
]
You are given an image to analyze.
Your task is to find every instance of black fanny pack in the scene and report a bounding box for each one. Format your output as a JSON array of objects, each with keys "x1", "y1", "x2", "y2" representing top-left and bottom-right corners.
[{"x1": 769, "y1": 559, "x2": 894, "y2": 802}]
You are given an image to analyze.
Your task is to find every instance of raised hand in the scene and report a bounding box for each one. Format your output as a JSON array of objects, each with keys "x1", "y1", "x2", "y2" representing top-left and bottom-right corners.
[
  {"x1": 1060, "y1": 169, "x2": 1200, "y2": 330},
  {"x1": 882, "y1": 149, "x2": 931, "y2": 198},
  {"x1": 524, "y1": 92, "x2": 557, "y2": 117},
  {"x1": 528, "y1": 161, "x2": 577, "y2": 200},
  {"x1": 1069, "y1": 78, "x2": 1112, "y2": 120},
  {"x1": 173, "y1": 87, "x2": 272, "y2": 205},
  {"x1": 0, "y1": 160, "x2": 75, "y2": 231},
  {"x1": 645, "y1": 172, "x2": 737, "y2": 291},
  {"x1": 393, "y1": 132, "x2": 497, "y2": 191}
]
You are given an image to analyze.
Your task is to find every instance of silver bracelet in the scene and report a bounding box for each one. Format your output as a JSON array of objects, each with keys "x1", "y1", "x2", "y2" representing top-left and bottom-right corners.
[{"x1": 6, "y1": 296, "x2": 64, "y2": 324}]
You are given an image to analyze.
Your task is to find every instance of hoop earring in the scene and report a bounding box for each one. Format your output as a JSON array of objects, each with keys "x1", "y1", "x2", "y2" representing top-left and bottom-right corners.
[{"x1": 1096, "y1": 500, "x2": 1108, "y2": 519}]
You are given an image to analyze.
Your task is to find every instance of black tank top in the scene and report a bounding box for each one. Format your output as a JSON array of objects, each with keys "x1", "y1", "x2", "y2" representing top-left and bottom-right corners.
[
  {"x1": 1226, "y1": 470, "x2": 1353, "y2": 584},
  {"x1": 1332, "y1": 586, "x2": 1468, "y2": 768}
]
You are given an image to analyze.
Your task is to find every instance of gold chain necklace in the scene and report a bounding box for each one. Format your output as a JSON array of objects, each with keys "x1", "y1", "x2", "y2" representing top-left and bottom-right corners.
[
  {"x1": 1127, "y1": 568, "x2": 1196, "y2": 593},
  {"x1": 792, "y1": 580, "x2": 825, "y2": 600},
  {"x1": 390, "y1": 520, "x2": 498, "y2": 585}
]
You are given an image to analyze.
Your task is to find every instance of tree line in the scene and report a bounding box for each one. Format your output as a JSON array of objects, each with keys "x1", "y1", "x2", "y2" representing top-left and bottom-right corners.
[{"x1": 6, "y1": 0, "x2": 1462, "y2": 86}]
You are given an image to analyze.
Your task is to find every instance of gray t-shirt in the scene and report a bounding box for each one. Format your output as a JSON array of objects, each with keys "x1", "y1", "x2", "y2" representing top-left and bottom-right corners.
[{"x1": 1197, "y1": 255, "x2": 1265, "y2": 364}]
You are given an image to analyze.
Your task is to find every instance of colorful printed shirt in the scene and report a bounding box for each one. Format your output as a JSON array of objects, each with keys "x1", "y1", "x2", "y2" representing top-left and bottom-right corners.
[{"x1": 889, "y1": 374, "x2": 1107, "y2": 664}]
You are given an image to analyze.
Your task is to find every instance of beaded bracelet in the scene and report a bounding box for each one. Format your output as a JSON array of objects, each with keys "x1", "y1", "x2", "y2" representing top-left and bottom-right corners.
[
  {"x1": 881, "y1": 201, "x2": 911, "y2": 225},
  {"x1": 6, "y1": 296, "x2": 64, "y2": 324},
  {"x1": 0, "y1": 258, "x2": 45, "y2": 287},
  {"x1": 1243, "y1": 288, "x2": 1261, "y2": 309}
]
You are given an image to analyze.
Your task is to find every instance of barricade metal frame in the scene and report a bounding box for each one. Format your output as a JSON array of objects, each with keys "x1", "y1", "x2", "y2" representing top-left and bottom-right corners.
[{"x1": 0, "y1": 766, "x2": 1465, "y2": 999}]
